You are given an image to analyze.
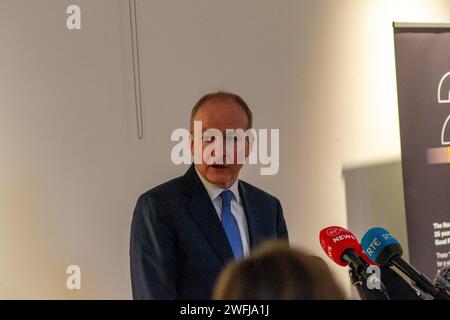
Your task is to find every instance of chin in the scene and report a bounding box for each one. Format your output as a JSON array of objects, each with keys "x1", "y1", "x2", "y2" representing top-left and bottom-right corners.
[
  {"x1": 208, "y1": 177, "x2": 229, "y2": 187},
  {"x1": 206, "y1": 174, "x2": 232, "y2": 188}
]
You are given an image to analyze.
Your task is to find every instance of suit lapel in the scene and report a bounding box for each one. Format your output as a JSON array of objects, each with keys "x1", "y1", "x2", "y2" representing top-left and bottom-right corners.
[
  {"x1": 184, "y1": 165, "x2": 234, "y2": 266},
  {"x1": 239, "y1": 181, "x2": 266, "y2": 250}
]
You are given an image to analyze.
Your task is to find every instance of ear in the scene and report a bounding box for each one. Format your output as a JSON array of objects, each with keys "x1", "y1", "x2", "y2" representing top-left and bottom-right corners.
[
  {"x1": 190, "y1": 132, "x2": 195, "y2": 156},
  {"x1": 245, "y1": 130, "x2": 255, "y2": 158}
]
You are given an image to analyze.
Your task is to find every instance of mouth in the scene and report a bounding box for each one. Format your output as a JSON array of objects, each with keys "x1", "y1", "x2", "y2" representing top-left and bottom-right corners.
[{"x1": 210, "y1": 164, "x2": 229, "y2": 170}]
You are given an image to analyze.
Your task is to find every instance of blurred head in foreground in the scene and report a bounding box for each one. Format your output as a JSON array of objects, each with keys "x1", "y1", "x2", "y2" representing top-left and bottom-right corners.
[{"x1": 213, "y1": 240, "x2": 346, "y2": 300}]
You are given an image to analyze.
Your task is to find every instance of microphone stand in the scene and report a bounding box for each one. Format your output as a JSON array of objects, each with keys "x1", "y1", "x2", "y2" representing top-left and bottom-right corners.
[
  {"x1": 348, "y1": 266, "x2": 391, "y2": 300},
  {"x1": 349, "y1": 268, "x2": 367, "y2": 300}
]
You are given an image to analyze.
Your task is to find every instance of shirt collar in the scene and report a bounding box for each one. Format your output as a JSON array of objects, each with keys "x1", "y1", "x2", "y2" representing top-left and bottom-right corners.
[{"x1": 195, "y1": 166, "x2": 240, "y2": 204}]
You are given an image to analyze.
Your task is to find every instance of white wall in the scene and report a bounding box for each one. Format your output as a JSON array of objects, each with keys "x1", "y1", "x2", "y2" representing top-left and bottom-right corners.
[{"x1": 0, "y1": 0, "x2": 449, "y2": 299}]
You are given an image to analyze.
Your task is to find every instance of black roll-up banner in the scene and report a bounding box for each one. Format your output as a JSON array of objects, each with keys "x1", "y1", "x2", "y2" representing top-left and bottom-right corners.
[{"x1": 394, "y1": 23, "x2": 450, "y2": 279}]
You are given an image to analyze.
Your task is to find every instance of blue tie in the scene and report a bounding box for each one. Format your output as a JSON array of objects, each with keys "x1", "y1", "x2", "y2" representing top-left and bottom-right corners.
[{"x1": 220, "y1": 190, "x2": 244, "y2": 259}]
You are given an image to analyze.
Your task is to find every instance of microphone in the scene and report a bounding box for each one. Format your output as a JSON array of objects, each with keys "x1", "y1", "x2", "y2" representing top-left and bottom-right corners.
[
  {"x1": 319, "y1": 226, "x2": 390, "y2": 299},
  {"x1": 361, "y1": 227, "x2": 448, "y2": 299},
  {"x1": 435, "y1": 266, "x2": 450, "y2": 294},
  {"x1": 378, "y1": 266, "x2": 422, "y2": 300},
  {"x1": 319, "y1": 226, "x2": 370, "y2": 275}
]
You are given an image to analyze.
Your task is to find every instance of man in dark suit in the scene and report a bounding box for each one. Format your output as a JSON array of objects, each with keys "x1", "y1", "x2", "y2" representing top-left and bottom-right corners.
[{"x1": 130, "y1": 92, "x2": 289, "y2": 299}]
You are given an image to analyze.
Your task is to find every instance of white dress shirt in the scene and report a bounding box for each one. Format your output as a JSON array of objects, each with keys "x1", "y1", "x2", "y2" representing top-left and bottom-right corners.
[{"x1": 195, "y1": 167, "x2": 250, "y2": 257}]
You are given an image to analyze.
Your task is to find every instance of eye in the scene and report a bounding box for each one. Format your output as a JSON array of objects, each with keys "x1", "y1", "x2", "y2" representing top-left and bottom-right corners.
[
  {"x1": 225, "y1": 135, "x2": 238, "y2": 143},
  {"x1": 203, "y1": 135, "x2": 215, "y2": 142}
]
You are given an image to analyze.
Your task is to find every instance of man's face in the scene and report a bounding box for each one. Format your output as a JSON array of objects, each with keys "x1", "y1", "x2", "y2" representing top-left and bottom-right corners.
[{"x1": 190, "y1": 98, "x2": 250, "y2": 189}]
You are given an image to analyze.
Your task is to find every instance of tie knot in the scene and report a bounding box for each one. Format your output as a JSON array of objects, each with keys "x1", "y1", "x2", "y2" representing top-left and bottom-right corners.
[{"x1": 220, "y1": 190, "x2": 233, "y2": 208}]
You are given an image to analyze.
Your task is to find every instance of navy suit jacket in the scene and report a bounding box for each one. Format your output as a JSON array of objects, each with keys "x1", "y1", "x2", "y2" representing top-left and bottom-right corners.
[{"x1": 130, "y1": 165, "x2": 289, "y2": 299}]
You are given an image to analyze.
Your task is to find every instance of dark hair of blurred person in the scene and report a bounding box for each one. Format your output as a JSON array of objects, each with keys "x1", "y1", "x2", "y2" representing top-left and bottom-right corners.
[{"x1": 213, "y1": 240, "x2": 346, "y2": 300}]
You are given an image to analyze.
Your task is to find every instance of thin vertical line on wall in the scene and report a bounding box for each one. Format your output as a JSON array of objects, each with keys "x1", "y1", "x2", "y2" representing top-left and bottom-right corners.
[{"x1": 129, "y1": 0, "x2": 144, "y2": 140}]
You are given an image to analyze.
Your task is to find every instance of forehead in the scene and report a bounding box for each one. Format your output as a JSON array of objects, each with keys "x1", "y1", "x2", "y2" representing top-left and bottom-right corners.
[{"x1": 194, "y1": 98, "x2": 249, "y2": 129}]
